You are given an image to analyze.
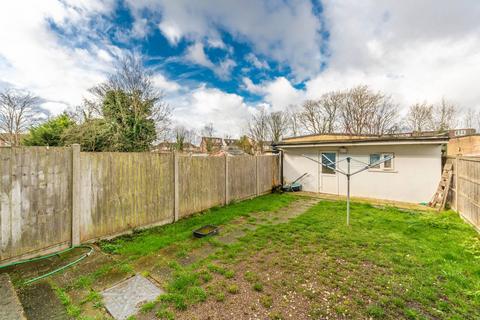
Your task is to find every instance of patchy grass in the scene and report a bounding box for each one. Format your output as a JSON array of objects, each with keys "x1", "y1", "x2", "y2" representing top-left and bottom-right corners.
[
  {"x1": 52, "y1": 283, "x2": 82, "y2": 318},
  {"x1": 260, "y1": 294, "x2": 273, "y2": 308},
  {"x1": 227, "y1": 284, "x2": 239, "y2": 294},
  {"x1": 253, "y1": 282, "x2": 263, "y2": 292},
  {"x1": 99, "y1": 193, "x2": 298, "y2": 259},
  {"x1": 177, "y1": 200, "x2": 480, "y2": 319},
  {"x1": 73, "y1": 261, "x2": 133, "y2": 290},
  {"x1": 35, "y1": 194, "x2": 480, "y2": 319}
]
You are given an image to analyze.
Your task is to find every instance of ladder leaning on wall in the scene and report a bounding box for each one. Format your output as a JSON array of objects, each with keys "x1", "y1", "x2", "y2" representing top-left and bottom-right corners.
[{"x1": 429, "y1": 161, "x2": 453, "y2": 211}]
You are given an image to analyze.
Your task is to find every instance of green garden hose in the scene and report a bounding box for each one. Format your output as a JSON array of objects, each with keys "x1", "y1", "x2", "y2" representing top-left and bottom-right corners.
[{"x1": 0, "y1": 245, "x2": 94, "y2": 285}]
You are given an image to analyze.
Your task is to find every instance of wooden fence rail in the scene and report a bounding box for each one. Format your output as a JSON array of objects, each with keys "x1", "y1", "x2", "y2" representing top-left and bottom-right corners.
[
  {"x1": 0, "y1": 146, "x2": 280, "y2": 263},
  {"x1": 449, "y1": 156, "x2": 480, "y2": 231}
]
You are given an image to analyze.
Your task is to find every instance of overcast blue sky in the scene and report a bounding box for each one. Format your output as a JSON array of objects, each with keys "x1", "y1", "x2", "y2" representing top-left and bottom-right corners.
[{"x1": 0, "y1": 1, "x2": 479, "y2": 136}]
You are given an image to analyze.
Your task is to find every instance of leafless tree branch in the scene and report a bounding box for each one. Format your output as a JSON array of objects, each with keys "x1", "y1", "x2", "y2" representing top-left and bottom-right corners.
[{"x1": 0, "y1": 89, "x2": 48, "y2": 145}]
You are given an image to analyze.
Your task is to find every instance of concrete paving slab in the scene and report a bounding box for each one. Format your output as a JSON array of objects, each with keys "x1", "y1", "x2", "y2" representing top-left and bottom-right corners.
[
  {"x1": 102, "y1": 275, "x2": 163, "y2": 320},
  {"x1": 0, "y1": 273, "x2": 26, "y2": 320}
]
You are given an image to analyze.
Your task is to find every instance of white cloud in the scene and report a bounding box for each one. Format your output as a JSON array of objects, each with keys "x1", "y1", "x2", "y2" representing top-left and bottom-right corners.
[
  {"x1": 97, "y1": 49, "x2": 114, "y2": 62},
  {"x1": 125, "y1": 0, "x2": 324, "y2": 80},
  {"x1": 0, "y1": 0, "x2": 180, "y2": 116},
  {"x1": 0, "y1": 0, "x2": 117, "y2": 114},
  {"x1": 184, "y1": 42, "x2": 236, "y2": 79},
  {"x1": 2, "y1": 0, "x2": 480, "y2": 130},
  {"x1": 158, "y1": 21, "x2": 183, "y2": 45},
  {"x1": 152, "y1": 74, "x2": 180, "y2": 92},
  {"x1": 170, "y1": 85, "x2": 255, "y2": 137},
  {"x1": 262, "y1": 77, "x2": 304, "y2": 111},
  {"x1": 242, "y1": 77, "x2": 262, "y2": 94},
  {"x1": 207, "y1": 38, "x2": 227, "y2": 49},
  {"x1": 243, "y1": 77, "x2": 304, "y2": 111},
  {"x1": 242, "y1": 0, "x2": 480, "y2": 115},
  {"x1": 307, "y1": 0, "x2": 480, "y2": 111},
  {"x1": 245, "y1": 53, "x2": 269, "y2": 69},
  {"x1": 185, "y1": 42, "x2": 215, "y2": 68},
  {"x1": 216, "y1": 58, "x2": 237, "y2": 79}
]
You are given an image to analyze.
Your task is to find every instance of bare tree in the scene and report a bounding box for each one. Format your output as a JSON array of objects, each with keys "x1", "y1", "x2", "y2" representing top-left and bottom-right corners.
[
  {"x1": 172, "y1": 125, "x2": 196, "y2": 151},
  {"x1": 405, "y1": 102, "x2": 434, "y2": 132},
  {"x1": 286, "y1": 104, "x2": 301, "y2": 137},
  {"x1": 341, "y1": 86, "x2": 376, "y2": 135},
  {"x1": 201, "y1": 123, "x2": 215, "y2": 137},
  {"x1": 321, "y1": 92, "x2": 343, "y2": 133},
  {"x1": 463, "y1": 108, "x2": 475, "y2": 129},
  {"x1": 340, "y1": 85, "x2": 398, "y2": 135},
  {"x1": 477, "y1": 113, "x2": 480, "y2": 132},
  {"x1": 299, "y1": 92, "x2": 342, "y2": 134},
  {"x1": 87, "y1": 53, "x2": 172, "y2": 139},
  {"x1": 268, "y1": 111, "x2": 289, "y2": 143},
  {"x1": 201, "y1": 123, "x2": 217, "y2": 152},
  {"x1": 298, "y1": 100, "x2": 323, "y2": 134},
  {"x1": 0, "y1": 89, "x2": 48, "y2": 145},
  {"x1": 461, "y1": 108, "x2": 480, "y2": 131},
  {"x1": 432, "y1": 98, "x2": 458, "y2": 131},
  {"x1": 248, "y1": 108, "x2": 269, "y2": 153},
  {"x1": 370, "y1": 96, "x2": 400, "y2": 135}
]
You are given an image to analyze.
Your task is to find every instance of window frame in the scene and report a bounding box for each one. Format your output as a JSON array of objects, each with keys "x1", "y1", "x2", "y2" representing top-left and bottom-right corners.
[
  {"x1": 369, "y1": 152, "x2": 395, "y2": 172},
  {"x1": 321, "y1": 151, "x2": 337, "y2": 175}
]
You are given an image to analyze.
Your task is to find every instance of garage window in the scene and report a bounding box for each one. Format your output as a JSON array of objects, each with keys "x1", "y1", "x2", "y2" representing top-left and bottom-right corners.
[
  {"x1": 369, "y1": 153, "x2": 394, "y2": 171},
  {"x1": 321, "y1": 152, "x2": 336, "y2": 174}
]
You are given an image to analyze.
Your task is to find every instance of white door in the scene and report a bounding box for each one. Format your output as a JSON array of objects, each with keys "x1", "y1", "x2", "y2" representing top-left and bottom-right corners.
[{"x1": 319, "y1": 151, "x2": 339, "y2": 194}]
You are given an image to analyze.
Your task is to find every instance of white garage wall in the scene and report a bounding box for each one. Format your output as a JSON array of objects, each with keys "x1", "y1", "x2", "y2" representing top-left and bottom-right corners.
[
  {"x1": 283, "y1": 148, "x2": 319, "y2": 192},
  {"x1": 282, "y1": 144, "x2": 442, "y2": 203}
]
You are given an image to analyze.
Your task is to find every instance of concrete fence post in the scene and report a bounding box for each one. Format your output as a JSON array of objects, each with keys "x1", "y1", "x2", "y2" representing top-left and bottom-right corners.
[
  {"x1": 455, "y1": 156, "x2": 459, "y2": 211},
  {"x1": 278, "y1": 153, "x2": 282, "y2": 186},
  {"x1": 225, "y1": 154, "x2": 229, "y2": 205},
  {"x1": 71, "y1": 144, "x2": 81, "y2": 246},
  {"x1": 174, "y1": 152, "x2": 179, "y2": 222},
  {"x1": 255, "y1": 156, "x2": 259, "y2": 196}
]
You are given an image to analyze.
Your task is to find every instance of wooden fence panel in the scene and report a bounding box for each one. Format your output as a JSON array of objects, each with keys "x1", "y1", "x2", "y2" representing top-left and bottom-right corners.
[
  {"x1": 79, "y1": 152, "x2": 174, "y2": 242},
  {"x1": 178, "y1": 156, "x2": 226, "y2": 218},
  {"x1": 0, "y1": 148, "x2": 280, "y2": 263},
  {"x1": 450, "y1": 157, "x2": 480, "y2": 230},
  {"x1": 0, "y1": 147, "x2": 72, "y2": 261},
  {"x1": 256, "y1": 155, "x2": 278, "y2": 194},
  {"x1": 228, "y1": 156, "x2": 257, "y2": 201}
]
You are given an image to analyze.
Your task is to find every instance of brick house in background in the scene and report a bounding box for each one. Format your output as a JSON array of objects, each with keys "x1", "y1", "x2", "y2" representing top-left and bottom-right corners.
[
  {"x1": 152, "y1": 141, "x2": 200, "y2": 154},
  {"x1": 152, "y1": 141, "x2": 175, "y2": 152},
  {"x1": 199, "y1": 137, "x2": 223, "y2": 153},
  {"x1": 223, "y1": 138, "x2": 240, "y2": 147}
]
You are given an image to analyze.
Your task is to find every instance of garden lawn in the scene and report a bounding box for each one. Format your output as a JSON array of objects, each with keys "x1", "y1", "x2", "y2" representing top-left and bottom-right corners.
[
  {"x1": 145, "y1": 199, "x2": 480, "y2": 319},
  {"x1": 18, "y1": 194, "x2": 480, "y2": 320}
]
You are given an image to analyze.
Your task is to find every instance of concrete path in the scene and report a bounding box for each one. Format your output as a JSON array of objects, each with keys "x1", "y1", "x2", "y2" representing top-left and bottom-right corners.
[{"x1": 0, "y1": 273, "x2": 26, "y2": 320}]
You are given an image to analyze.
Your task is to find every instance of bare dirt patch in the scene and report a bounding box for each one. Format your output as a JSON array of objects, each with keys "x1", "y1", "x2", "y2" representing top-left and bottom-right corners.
[
  {"x1": 175, "y1": 240, "x2": 398, "y2": 320},
  {"x1": 175, "y1": 250, "x2": 325, "y2": 320}
]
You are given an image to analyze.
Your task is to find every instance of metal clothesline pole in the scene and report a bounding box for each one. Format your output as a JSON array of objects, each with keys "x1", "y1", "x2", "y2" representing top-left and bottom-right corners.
[
  {"x1": 301, "y1": 154, "x2": 394, "y2": 226},
  {"x1": 346, "y1": 157, "x2": 351, "y2": 225}
]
